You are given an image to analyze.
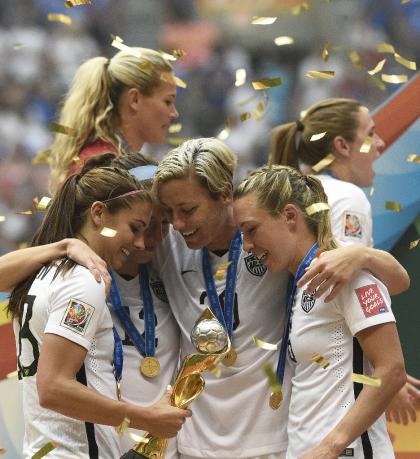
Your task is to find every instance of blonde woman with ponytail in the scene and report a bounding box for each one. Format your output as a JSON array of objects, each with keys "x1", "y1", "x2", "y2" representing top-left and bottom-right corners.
[
  {"x1": 48, "y1": 47, "x2": 179, "y2": 192},
  {"x1": 233, "y1": 165, "x2": 406, "y2": 459}
]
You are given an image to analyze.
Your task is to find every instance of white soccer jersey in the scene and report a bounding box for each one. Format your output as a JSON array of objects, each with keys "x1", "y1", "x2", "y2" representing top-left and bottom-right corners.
[
  {"x1": 317, "y1": 174, "x2": 373, "y2": 247},
  {"x1": 286, "y1": 270, "x2": 395, "y2": 459},
  {"x1": 154, "y1": 228, "x2": 290, "y2": 458},
  {"x1": 109, "y1": 266, "x2": 180, "y2": 458},
  {"x1": 13, "y1": 262, "x2": 121, "y2": 459}
]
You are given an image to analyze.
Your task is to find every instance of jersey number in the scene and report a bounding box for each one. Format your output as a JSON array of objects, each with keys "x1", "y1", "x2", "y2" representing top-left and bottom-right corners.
[
  {"x1": 199, "y1": 290, "x2": 240, "y2": 331},
  {"x1": 17, "y1": 295, "x2": 40, "y2": 379}
]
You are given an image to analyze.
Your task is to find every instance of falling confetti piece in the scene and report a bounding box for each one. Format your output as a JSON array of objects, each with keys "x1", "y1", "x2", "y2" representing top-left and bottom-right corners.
[
  {"x1": 235, "y1": 68, "x2": 247, "y2": 87},
  {"x1": 291, "y1": 2, "x2": 310, "y2": 15},
  {"x1": 322, "y1": 44, "x2": 330, "y2": 62},
  {"x1": 6, "y1": 370, "x2": 17, "y2": 378},
  {"x1": 115, "y1": 416, "x2": 130, "y2": 435},
  {"x1": 167, "y1": 137, "x2": 188, "y2": 146},
  {"x1": 348, "y1": 49, "x2": 363, "y2": 68},
  {"x1": 47, "y1": 13, "x2": 72, "y2": 25},
  {"x1": 351, "y1": 373, "x2": 382, "y2": 387},
  {"x1": 129, "y1": 432, "x2": 150, "y2": 443},
  {"x1": 369, "y1": 76, "x2": 386, "y2": 91},
  {"x1": 305, "y1": 202, "x2": 330, "y2": 216},
  {"x1": 263, "y1": 363, "x2": 282, "y2": 392},
  {"x1": 13, "y1": 43, "x2": 24, "y2": 49},
  {"x1": 360, "y1": 137, "x2": 373, "y2": 153},
  {"x1": 159, "y1": 50, "x2": 177, "y2": 61},
  {"x1": 407, "y1": 154, "x2": 420, "y2": 163},
  {"x1": 252, "y1": 77, "x2": 282, "y2": 90},
  {"x1": 252, "y1": 336, "x2": 279, "y2": 351},
  {"x1": 65, "y1": 0, "x2": 91, "y2": 6},
  {"x1": 369, "y1": 187, "x2": 375, "y2": 196},
  {"x1": 381, "y1": 74, "x2": 408, "y2": 84},
  {"x1": 36, "y1": 196, "x2": 52, "y2": 212},
  {"x1": 0, "y1": 216, "x2": 5, "y2": 222},
  {"x1": 240, "y1": 112, "x2": 252, "y2": 122},
  {"x1": 251, "y1": 16, "x2": 277, "y2": 25},
  {"x1": 111, "y1": 36, "x2": 143, "y2": 58},
  {"x1": 409, "y1": 239, "x2": 419, "y2": 249},
  {"x1": 172, "y1": 49, "x2": 187, "y2": 58},
  {"x1": 32, "y1": 149, "x2": 51, "y2": 165},
  {"x1": 311, "y1": 352, "x2": 330, "y2": 369},
  {"x1": 209, "y1": 366, "x2": 222, "y2": 378},
  {"x1": 311, "y1": 153, "x2": 335, "y2": 172},
  {"x1": 310, "y1": 132, "x2": 327, "y2": 141},
  {"x1": 49, "y1": 122, "x2": 76, "y2": 136},
  {"x1": 19, "y1": 242, "x2": 29, "y2": 250},
  {"x1": 168, "y1": 123, "x2": 182, "y2": 134},
  {"x1": 217, "y1": 119, "x2": 231, "y2": 141},
  {"x1": 32, "y1": 441, "x2": 57, "y2": 459},
  {"x1": 306, "y1": 70, "x2": 335, "y2": 80},
  {"x1": 401, "y1": 0, "x2": 410, "y2": 3},
  {"x1": 100, "y1": 227, "x2": 117, "y2": 237},
  {"x1": 17, "y1": 210, "x2": 33, "y2": 216},
  {"x1": 385, "y1": 201, "x2": 402, "y2": 212},
  {"x1": 377, "y1": 42, "x2": 395, "y2": 54},
  {"x1": 160, "y1": 73, "x2": 187, "y2": 88},
  {"x1": 394, "y1": 53, "x2": 417, "y2": 71},
  {"x1": 215, "y1": 261, "x2": 231, "y2": 280},
  {"x1": 367, "y1": 59, "x2": 386, "y2": 76},
  {"x1": 274, "y1": 36, "x2": 294, "y2": 46}
]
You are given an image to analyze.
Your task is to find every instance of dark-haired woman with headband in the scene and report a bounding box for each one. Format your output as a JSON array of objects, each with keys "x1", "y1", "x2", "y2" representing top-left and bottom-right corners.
[
  {"x1": 7, "y1": 161, "x2": 190, "y2": 458},
  {"x1": 233, "y1": 165, "x2": 406, "y2": 458}
]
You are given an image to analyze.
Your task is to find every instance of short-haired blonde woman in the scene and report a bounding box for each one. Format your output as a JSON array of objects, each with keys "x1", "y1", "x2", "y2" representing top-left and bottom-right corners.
[
  {"x1": 48, "y1": 47, "x2": 179, "y2": 192},
  {"x1": 233, "y1": 165, "x2": 406, "y2": 459}
]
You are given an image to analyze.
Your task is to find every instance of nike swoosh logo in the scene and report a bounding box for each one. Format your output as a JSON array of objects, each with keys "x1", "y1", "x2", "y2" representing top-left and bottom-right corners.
[{"x1": 181, "y1": 270, "x2": 196, "y2": 275}]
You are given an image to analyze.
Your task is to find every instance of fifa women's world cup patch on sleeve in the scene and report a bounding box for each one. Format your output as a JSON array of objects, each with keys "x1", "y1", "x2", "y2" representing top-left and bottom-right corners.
[
  {"x1": 355, "y1": 284, "x2": 389, "y2": 318},
  {"x1": 343, "y1": 211, "x2": 363, "y2": 239},
  {"x1": 60, "y1": 298, "x2": 95, "y2": 335}
]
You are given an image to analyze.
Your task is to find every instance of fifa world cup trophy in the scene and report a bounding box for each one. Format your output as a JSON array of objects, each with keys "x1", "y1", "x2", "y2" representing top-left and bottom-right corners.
[{"x1": 121, "y1": 307, "x2": 230, "y2": 459}]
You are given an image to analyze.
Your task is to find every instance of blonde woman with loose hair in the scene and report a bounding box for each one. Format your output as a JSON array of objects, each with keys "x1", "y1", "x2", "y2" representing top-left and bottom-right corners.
[
  {"x1": 48, "y1": 47, "x2": 179, "y2": 192},
  {"x1": 233, "y1": 165, "x2": 406, "y2": 459}
]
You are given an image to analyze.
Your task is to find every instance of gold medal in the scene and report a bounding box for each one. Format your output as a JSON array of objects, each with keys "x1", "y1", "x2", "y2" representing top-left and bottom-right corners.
[
  {"x1": 116, "y1": 381, "x2": 122, "y2": 401},
  {"x1": 140, "y1": 357, "x2": 161, "y2": 378},
  {"x1": 269, "y1": 391, "x2": 283, "y2": 410},
  {"x1": 223, "y1": 348, "x2": 237, "y2": 366}
]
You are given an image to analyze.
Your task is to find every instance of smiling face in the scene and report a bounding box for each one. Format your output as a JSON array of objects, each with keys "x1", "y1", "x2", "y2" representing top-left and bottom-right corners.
[
  {"x1": 158, "y1": 174, "x2": 234, "y2": 251},
  {"x1": 100, "y1": 200, "x2": 153, "y2": 270}
]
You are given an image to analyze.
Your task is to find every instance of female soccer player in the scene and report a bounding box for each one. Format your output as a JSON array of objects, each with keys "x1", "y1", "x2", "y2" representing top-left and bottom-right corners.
[{"x1": 233, "y1": 165, "x2": 406, "y2": 458}]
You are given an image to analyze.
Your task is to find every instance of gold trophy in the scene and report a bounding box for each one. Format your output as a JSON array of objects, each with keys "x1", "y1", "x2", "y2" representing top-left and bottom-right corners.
[{"x1": 121, "y1": 308, "x2": 230, "y2": 459}]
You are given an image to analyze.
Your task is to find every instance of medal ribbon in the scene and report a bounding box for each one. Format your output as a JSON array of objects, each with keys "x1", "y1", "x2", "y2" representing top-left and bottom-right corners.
[
  {"x1": 201, "y1": 229, "x2": 242, "y2": 338},
  {"x1": 109, "y1": 267, "x2": 156, "y2": 358},
  {"x1": 112, "y1": 326, "x2": 123, "y2": 388},
  {"x1": 276, "y1": 243, "x2": 319, "y2": 383}
]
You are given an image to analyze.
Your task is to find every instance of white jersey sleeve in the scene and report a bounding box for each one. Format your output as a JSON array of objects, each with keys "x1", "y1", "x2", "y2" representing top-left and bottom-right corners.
[
  {"x1": 317, "y1": 174, "x2": 373, "y2": 247},
  {"x1": 333, "y1": 270, "x2": 395, "y2": 336},
  {"x1": 45, "y1": 265, "x2": 108, "y2": 350}
]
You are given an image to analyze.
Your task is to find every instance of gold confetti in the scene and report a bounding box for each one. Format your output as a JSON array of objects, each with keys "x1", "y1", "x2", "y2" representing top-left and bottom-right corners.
[
  {"x1": 351, "y1": 373, "x2": 382, "y2": 387},
  {"x1": 100, "y1": 227, "x2": 117, "y2": 237},
  {"x1": 167, "y1": 137, "x2": 189, "y2": 146},
  {"x1": 407, "y1": 154, "x2": 420, "y2": 163},
  {"x1": 209, "y1": 366, "x2": 222, "y2": 378},
  {"x1": 310, "y1": 132, "x2": 327, "y2": 141},
  {"x1": 409, "y1": 239, "x2": 419, "y2": 250},
  {"x1": 240, "y1": 112, "x2": 252, "y2": 122},
  {"x1": 252, "y1": 77, "x2": 282, "y2": 90},
  {"x1": 235, "y1": 68, "x2": 247, "y2": 87},
  {"x1": 348, "y1": 49, "x2": 363, "y2": 69},
  {"x1": 129, "y1": 432, "x2": 150, "y2": 443},
  {"x1": 367, "y1": 59, "x2": 386, "y2": 76},
  {"x1": 115, "y1": 416, "x2": 130, "y2": 435},
  {"x1": 17, "y1": 210, "x2": 33, "y2": 216},
  {"x1": 369, "y1": 76, "x2": 386, "y2": 91},
  {"x1": 172, "y1": 49, "x2": 187, "y2": 58},
  {"x1": 401, "y1": 0, "x2": 410, "y2": 3},
  {"x1": 252, "y1": 336, "x2": 279, "y2": 351},
  {"x1": 32, "y1": 149, "x2": 51, "y2": 165},
  {"x1": 251, "y1": 16, "x2": 277, "y2": 25},
  {"x1": 19, "y1": 242, "x2": 29, "y2": 249},
  {"x1": 291, "y1": 2, "x2": 310, "y2": 15},
  {"x1": 159, "y1": 50, "x2": 177, "y2": 61},
  {"x1": 0, "y1": 216, "x2": 5, "y2": 222},
  {"x1": 215, "y1": 261, "x2": 231, "y2": 280},
  {"x1": 32, "y1": 441, "x2": 57, "y2": 459},
  {"x1": 305, "y1": 202, "x2": 330, "y2": 216},
  {"x1": 360, "y1": 137, "x2": 373, "y2": 153},
  {"x1": 49, "y1": 122, "x2": 76, "y2": 136},
  {"x1": 306, "y1": 70, "x2": 335, "y2": 80},
  {"x1": 217, "y1": 119, "x2": 231, "y2": 141},
  {"x1": 394, "y1": 53, "x2": 417, "y2": 71},
  {"x1": 381, "y1": 74, "x2": 408, "y2": 84},
  {"x1": 369, "y1": 187, "x2": 375, "y2": 196},
  {"x1": 274, "y1": 36, "x2": 294, "y2": 46},
  {"x1": 47, "y1": 13, "x2": 72, "y2": 25},
  {"x1": 13, "y1": 43, "x2": 24, "y2": 49},
  {"x1": 238, "y1": 93, "x2": 258, "y2": 106},
  {"x1": 385, "y1": 201, "x2": 402, "y2": 212},
  {"x1": 322, "y1": 43, "x2": 330, "y2": 62},
  {"x1": 65, "y1": 0, "x2": 91, "y2": 6},
  {"x1": 377, "y1": 42, "x2": 395, "y2": 54},
  {"x1": 311, "y1": 352, "x2": 330, "y2": 369},
  {"x1": 111, "y1": 36, "x2": 144, "y2": 60},
  {"x1": 311, "y1": 153, "x2": 335, "y2": 172},
  {"x1": 263, "y1": 363, "x2": 282, "y2": 393},
  {"x1": 168, "y1": 123, "x2": 182, "y2": 134},
  {"x1": 36, "y1": 197, "x2": 52, "y2": 212},
  {"x1": 160, "y1": 73, "x2": 187, "y2": 88},
  {"x1": 6, "y1": 370, "x2": 18, "y2": 378}
]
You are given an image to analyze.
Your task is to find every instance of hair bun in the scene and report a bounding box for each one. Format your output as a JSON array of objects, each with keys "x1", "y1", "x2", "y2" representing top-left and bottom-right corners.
[{"x1": 79, "y1": 152, "x2": 118, "y2": 175}]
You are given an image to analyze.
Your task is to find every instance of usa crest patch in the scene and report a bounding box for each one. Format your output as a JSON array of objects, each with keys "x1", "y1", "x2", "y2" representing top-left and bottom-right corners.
[
  {"x1": 355, "y1": 284, "x2": 388, "y2": 318},
  {"x1": 301, "y1": 290, "x2": 316, "y2": 313},
  {"x1": 61, "y1": 298, "x2": 95, "y2": 335},
  {"x1": 344, "y1": 212, "x2": 362, "y2": 239},
  {"x1": 244, "y1": 254, "x2": 267, "y2": 276}
]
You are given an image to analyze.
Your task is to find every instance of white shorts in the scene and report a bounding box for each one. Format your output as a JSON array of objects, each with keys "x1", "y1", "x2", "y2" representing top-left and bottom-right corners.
[{"x1": 180, "y1": 453, "x2": 286, "y2": 459}]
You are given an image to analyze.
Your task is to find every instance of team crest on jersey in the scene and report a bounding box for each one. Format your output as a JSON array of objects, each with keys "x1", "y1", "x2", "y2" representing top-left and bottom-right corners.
[
  {"x1": 244, "y1": 254, "x2": 267, "y2": 276},
  {"x1": 355, "y1": 284, "x2": 388, "y2": 318},
  {"x1": 344, "y1": 212, "x2": 362, "y2": 239},
  {"x1": 150, "y1": 278, "x2": 169, "y2": 303},
  {"x1": 61, "y1": 298, "x2": 95, "y2": 335},
  {"x1": 301, "y1": 290, "x2": 316, "y2": 313}
]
